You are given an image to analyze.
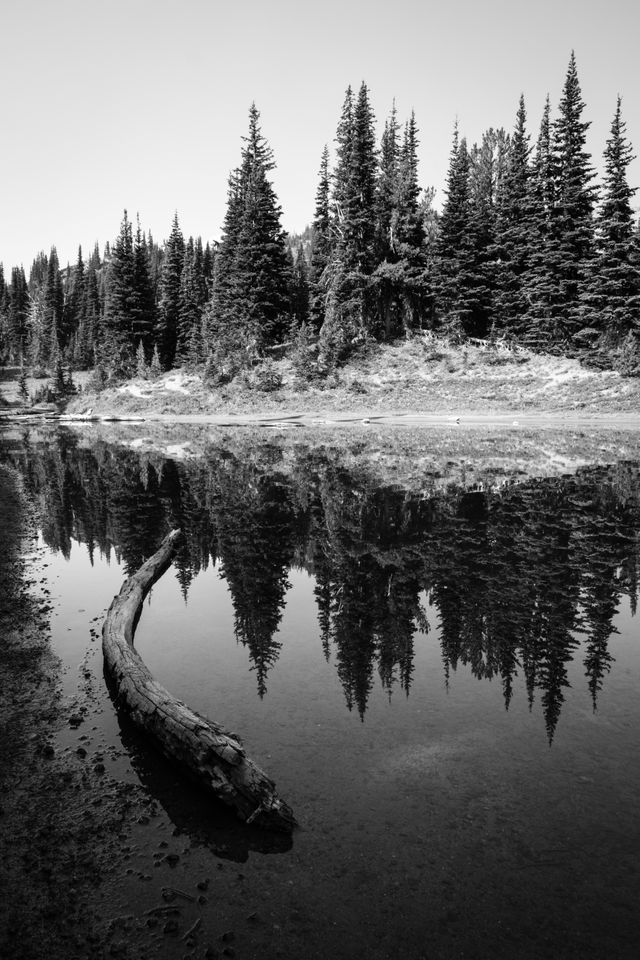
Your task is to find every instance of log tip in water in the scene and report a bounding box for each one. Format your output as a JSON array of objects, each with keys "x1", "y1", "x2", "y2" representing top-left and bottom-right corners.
[{"x1": 103, "y1": 528, "x2": 296, "y2": 833}]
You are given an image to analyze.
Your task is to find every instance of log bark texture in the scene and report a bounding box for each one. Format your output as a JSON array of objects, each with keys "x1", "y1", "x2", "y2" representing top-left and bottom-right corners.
[{"x1": 102, "y1": 529, "x2": 295, "y2": 832}]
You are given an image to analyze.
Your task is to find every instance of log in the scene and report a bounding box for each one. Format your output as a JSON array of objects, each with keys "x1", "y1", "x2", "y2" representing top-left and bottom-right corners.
[{"x1": 102, "y1": 529, "x2": 295, "y2": 833}]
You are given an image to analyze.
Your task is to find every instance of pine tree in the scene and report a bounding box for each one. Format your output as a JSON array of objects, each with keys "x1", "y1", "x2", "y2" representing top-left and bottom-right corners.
[
  {"x1": 177, "y1": 237, "x2": 203, "y2": 361},
  {"x1": 102, "y1": 210, "x2": 136, "y2": 376},
  {"x1": 586, "y1": 97, "x2": 640, "y2": 345},
  {"x1": 308, "y1": 146, "x2": 332, "y2": 329},
  {"x1": 157, "y1": 212, "x2": 184, "y2": 368},
  {"x1": 44, "y1": 247, "x2": 64, "y2": 364},
  {"x1": 434, "y1": 125, "x2": 473, "y2": 338},
  {"x1": 521, "y1": 96, "x2": 560, "y2": 348},
  {"x1": 208, "y1": 104, "x2": 291, "y2": 354},
  {"x1": 552, "y1": 52, "x2": 597, "y2": 345},
  {"x1": 372, "y1": 109, "x2": 430, "y2": 337},
  {"x1": 465, "y1": 127, "x2": 509, "y2": 338},
  {"x1": 493, "y1": 96, "x2": 533, "y2": 337},
  {"x1": 322, "y1": 82, "x2": 378, "y2": 354},
  {"x1": 8, "y1": 266, "x2": 29, "y2": 361},
  {"x1": 376, "y1": 102, "x2": 401, "y2": 263},
  {"x1": 131, "y1": 218, "x2": 156, "y2": 358}
]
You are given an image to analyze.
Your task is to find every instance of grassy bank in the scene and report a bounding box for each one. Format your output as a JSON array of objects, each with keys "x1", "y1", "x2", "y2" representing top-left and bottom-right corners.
[{"x1": 58, "y1": 336, "x2": 640, "y2": 421}]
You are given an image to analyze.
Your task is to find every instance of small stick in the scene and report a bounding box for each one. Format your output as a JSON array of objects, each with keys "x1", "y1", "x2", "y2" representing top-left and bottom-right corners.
[{"x1": 181, "y1": 917, "x2": 202, "y2": 941}]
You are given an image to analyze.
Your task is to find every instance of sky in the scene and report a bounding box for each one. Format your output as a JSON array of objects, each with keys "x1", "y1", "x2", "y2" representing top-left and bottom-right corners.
[{"x1": 1, "y1": 0, "x2": 639, "y2": 270}]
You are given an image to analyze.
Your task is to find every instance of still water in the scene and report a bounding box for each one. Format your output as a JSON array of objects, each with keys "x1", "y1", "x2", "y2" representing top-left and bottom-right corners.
[{"x1": 3, "y1": 424, "x2": 639, "y2": 959}]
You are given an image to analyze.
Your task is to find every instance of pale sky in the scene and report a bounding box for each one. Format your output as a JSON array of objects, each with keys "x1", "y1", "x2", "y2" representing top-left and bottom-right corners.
[{"x1": 1, "y1": 0, "x2": 639, "y2": 270}]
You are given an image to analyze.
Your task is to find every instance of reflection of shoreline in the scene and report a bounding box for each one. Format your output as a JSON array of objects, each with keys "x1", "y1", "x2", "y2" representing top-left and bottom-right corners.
[{"x1": 4, "y1": 430, "x2": 639, "y2": 743}]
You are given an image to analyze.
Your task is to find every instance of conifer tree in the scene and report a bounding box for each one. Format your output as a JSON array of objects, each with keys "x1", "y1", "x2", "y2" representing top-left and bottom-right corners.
[
  {"x1": 8, "y1": 266, "x2": 29, "y2": 361},
  {"x1": 521, "y1": 96, "x2": 559, "y2": 347},
  {"x1": 208, "y1": 104, "x2": 291, "y2": 353},
  {"x1": 551, "y1": 52, "x2": 597, "y2": 344},
  {"x1": 177, "y1": 238, "x2": 203, "y2": 361},
  {"x1": 465, "y1": 127, "x2": 509, "y2": 338},
  {"x1": 586, "y1": 97, "x2": 640, "y2": 343},
  {"x1": 308, "y1": 145, "x2": 332, "y2": 329},
  {"x1": 376, "y1": 102, "x2": 400, "y2": 263},
  {"x1": 157, "y1": 213, "x2": 185, "y2": 368},
  {"x1": 322, "y1": 82, "x2": 378, "y2": 354},
  {"x1": 372, "y1": 109, "x2": 430, "y2": 337},
  {"x1": 102, "y1": 210, "x2": 136, "y2": 375},
  {"x1": 434, "y1": 125, "x2": 473, "y2": 337},
  {"x1": 493, "y1": 97, "x2": 533, "y2": 336},
  {"x1": 131, "y1": 218, "x2": 156, "y2": 358},
  {"x1": 44, "y1": 247, "x2": 64, "y2": 363}
]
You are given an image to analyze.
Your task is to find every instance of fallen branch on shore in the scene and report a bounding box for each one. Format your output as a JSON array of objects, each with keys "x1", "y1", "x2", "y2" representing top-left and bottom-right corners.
[{"x1": 102, "y1": 529, "x2": 295, "y2": 832}]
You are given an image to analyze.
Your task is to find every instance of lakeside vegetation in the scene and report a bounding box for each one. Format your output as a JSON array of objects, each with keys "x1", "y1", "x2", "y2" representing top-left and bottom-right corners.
[{"x1": 1, "y1": 53, "x2": 640, "y2": 401}]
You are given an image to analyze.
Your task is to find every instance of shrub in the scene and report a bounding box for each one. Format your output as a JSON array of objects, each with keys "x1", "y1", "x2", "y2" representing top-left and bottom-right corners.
[
  {"x1": 247, "y1": 359, "x2": 283, "y2": 392},
  {"x1": 617, "y1": 331, "x2": 640, "y2": 377}
]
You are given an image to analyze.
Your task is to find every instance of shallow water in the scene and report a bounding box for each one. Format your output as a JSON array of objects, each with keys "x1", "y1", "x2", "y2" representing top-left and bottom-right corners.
[{"x1": 3, "y1": 424, "x2": 640, "y2": 959}]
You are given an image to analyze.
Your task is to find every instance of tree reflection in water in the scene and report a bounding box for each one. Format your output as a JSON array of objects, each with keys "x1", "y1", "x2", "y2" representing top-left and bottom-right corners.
[{"x1": 9, "y1": 431, "x2": 640, "y2": 741}]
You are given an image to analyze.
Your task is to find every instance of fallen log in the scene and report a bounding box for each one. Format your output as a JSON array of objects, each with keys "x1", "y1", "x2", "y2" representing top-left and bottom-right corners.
[{"x1": 102, "y1": 529, "x2": 295, "y2": 832}]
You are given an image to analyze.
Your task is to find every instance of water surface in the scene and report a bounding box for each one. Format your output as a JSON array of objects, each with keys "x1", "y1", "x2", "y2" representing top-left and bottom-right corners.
[{"x1": 3, "y1": 423, "x2": 639, "y2": 959}]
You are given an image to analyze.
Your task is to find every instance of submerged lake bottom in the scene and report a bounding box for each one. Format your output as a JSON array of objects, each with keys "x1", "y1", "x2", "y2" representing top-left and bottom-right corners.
[{"x1": 2, "y1": 421, "x2": 639, "y2": 959}]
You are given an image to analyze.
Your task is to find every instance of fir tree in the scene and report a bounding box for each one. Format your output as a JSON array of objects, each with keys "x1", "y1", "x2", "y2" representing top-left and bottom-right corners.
[
  {"x1": 8, "y1": 266, "x2": 29, "y2": 361},
  {"x1": 157, "y1": 212, "x2": 185, "y2": 368},
  {"x1": 434, "y1": 125, "x2": 473, "y2": 337},
  {"x1": 131, "y1": 218, "x2": 156, "y2": 358},
  {"x1": 177, "y1": 237, "x2": 203, "y2": 361},
  {"x1": 465, "y1": 127, "x2": 509, "y2": 338},
  {"x1": 322, "y1": 82, "x2": 378, "y2": 353},
  {"x1": 44, "y1": 247, "x2": 64, "y2": 364},
  {"x1": 208, "y1": 104, "x2": 291, "y2": 353},
  {"x1": 586, "y1": 97, "x2": 640, "y2": 344},
  {"x1": 102, "y1": 210, "x2": 136, "y2": 376},
  {"x1": 493, "y1": 96, "x2": 533, "y2": 337},
  {"x1": 551, "y1": 52, "x2": 597, "y2": 344},
  {"x1": 308, "y1": 145, "x2": 332, "y2": 329},
  {"x1": 372, "y1": 109, "x2": 430, "y2": 337}
]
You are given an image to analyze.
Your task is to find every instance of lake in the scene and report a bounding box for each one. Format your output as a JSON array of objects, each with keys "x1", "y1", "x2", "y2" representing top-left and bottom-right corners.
[{"x1": 2, "y1": 422, "x2": 639, "y2": 959}]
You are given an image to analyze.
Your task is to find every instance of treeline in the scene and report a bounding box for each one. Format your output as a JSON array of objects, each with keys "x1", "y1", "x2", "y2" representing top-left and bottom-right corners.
[
  {"x1": 1, "y1": 52, "x2": 639, "y2": 380},
  {"x1": 9, "y1": 433, "x2": 640, "y2": 740}
]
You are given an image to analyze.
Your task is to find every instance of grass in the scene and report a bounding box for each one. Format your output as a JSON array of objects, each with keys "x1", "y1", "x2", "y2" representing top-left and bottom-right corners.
[{"x1": 3, "y1": 334, "x2": 640, "y2": 420}]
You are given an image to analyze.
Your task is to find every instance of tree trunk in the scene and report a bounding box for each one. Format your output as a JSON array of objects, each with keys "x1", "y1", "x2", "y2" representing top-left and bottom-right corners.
[{"x1": 102, "y1": 529, "x2": 295, "y2": 833}]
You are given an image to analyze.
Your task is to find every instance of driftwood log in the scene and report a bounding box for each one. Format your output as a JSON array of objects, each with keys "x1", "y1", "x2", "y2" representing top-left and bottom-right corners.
[{"x1": 102, "y1": 529, "x2": 295, "y2": 832}]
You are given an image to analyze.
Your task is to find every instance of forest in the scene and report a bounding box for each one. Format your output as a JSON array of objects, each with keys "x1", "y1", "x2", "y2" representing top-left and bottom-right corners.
[{"x1": 1, "y1": 52, "x2": 639, "y2": 390}]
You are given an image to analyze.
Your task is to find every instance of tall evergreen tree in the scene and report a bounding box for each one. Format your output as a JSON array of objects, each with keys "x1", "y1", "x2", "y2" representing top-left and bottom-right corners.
[
  {"x1": 308, "y1": 145, "x2": 332, "y2": 329},
  {"x1": 586, "y1": 97, "x2": 640, "y2": 342},
  {"x1": 131, "y1": 218, "x2": 156, "y2": 358},
  {"x1": 64, "y1": 247, "x2": 85, "y2": 357},
  {"x1": 521, "y1": 95, "x2": 560, "y2": 347},
  {"x1": 551, "y1": 52, "x2": 597, "y2": 344},
  {"x1": 102, "y1": 210, "x2": 136, "y2": 374},
  {"x1": 177, "y1": 237, "x2": 203, "y2": 361},
  {"x1": 322, "y1": 82, "x2": 378, "y2": 354},
  {"x1": 493, "y1": 96, "x2": 533, "y2": 337},
  {"x1": 157, "y1": 213, "x2": 185, "y2": 368},
  {"x1": 434, "y1": 125, "x2": 473, "y2": 337},
  {"x1": 7, "y1": 267, "x2": 29, "y2": 361},
  {"x1": 372, "y1": 109, "x2": 430, "y2": 337},
  {"x1": 44, "y1": 247, "x2": 64, "y2": 362},
  {"x1": 208, "y1": 104, "x2": 291, "y2": 353},
  {"x1": 465, "y1": 127, "x2": 509, "y2": 338}
]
